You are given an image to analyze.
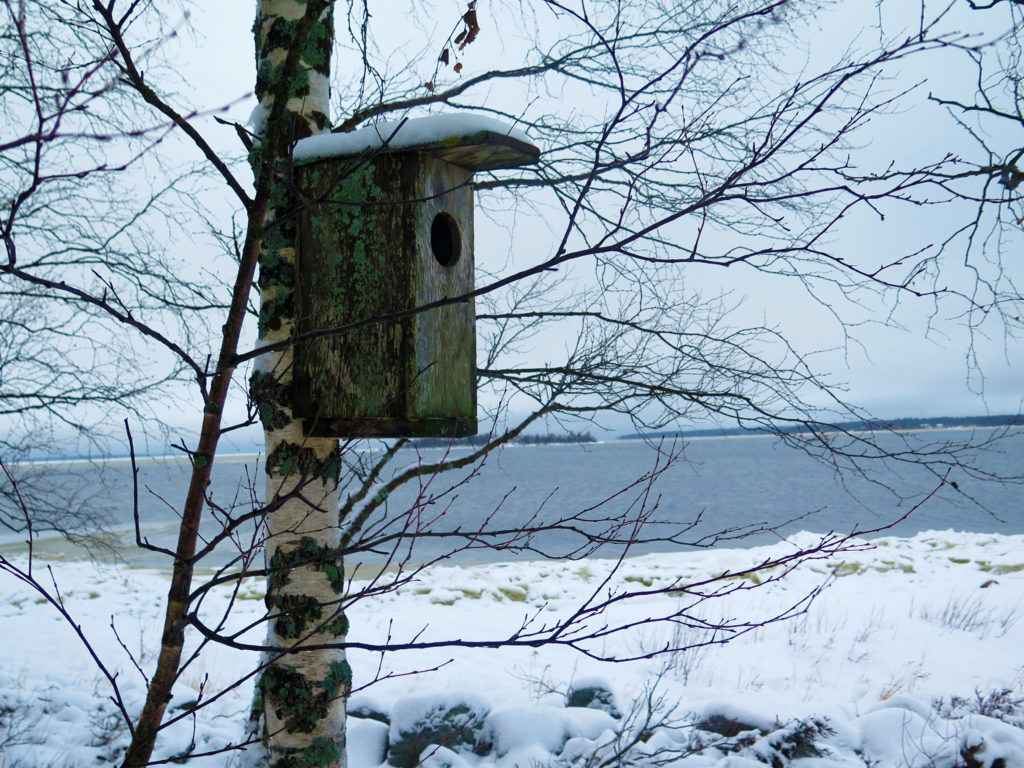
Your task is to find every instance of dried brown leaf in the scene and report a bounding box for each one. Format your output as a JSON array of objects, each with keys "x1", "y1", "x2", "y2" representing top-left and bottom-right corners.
[
  {"x1": 461, "y1": 16, "x2": 479, "y2": 48},
  {"x1": 457, "y1": 1, "x2": 480, "y2": 51}
]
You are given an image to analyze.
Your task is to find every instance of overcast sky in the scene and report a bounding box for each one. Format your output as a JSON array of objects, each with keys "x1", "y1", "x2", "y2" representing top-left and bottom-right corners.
[{"x1": 174, "y1": 1, "x2": 1020, "y2": 443}]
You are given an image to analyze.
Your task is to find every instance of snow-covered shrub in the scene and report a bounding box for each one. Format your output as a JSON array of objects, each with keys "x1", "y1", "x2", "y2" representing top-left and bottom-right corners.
[
  {"x1": 758, "y1": 718, "x2": 836, "y2": 765},
  {"x1": 387, "y1": 692, "x2": 491, "y2": 768},
  {"x1": 347, "y1": 693, "x2": 390, "y2": 725},
  {"x1": 416, "y1": 744, "x2": 471, "y2": 768},
  {"x1": 484, "y1": 705, "x2": 617, "y2": 758},
  {"x1": 692, "y1": 702, "x2": 775, "y2": 738},
  {"x1": 566, "y1": 677, "x2": 622, "y2": 719},
  {"x1": 695, "y1": 713, "x2": 765, "y2": 739},
  {"x1": 0, "y1": 690, "x2": 37, "y2": 756},
  {"x1": 935, "y1": 689, "x2": 1024, "y2": 727},
  {"x1": 918, "y1": 594, "x2": 1020, "y2": 639},
  {"x1": 485, "y1": 705, "x2": 574, "y2": 757},
  {"x1": 690, "y1": 716, "x2": 836, "y2": 767}
]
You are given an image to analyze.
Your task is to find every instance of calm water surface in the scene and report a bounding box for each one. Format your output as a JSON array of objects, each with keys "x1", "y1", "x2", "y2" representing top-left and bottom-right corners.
[{"x1": 4, "y1": 429, "x2": 1021, "y2": 566}]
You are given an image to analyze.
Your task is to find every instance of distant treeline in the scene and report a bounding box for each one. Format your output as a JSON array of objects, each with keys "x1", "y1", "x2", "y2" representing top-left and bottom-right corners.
[
  {"x1": 409, "y1": 431, "x2": 597, "y2": 449},
  {"x1": 625, "y1": 414, "x2": 1024, "y2": 442}
]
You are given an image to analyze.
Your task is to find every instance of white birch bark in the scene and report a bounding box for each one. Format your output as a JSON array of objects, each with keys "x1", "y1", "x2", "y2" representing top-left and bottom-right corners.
[{"x1": 249, "y1": 2, "x2": 348, "y2": 767}]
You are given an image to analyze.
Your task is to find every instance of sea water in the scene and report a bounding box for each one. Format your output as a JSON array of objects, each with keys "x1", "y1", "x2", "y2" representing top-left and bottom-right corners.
[{"x1": 3, "y1": 428, "x2": 1021, "y2": 566}]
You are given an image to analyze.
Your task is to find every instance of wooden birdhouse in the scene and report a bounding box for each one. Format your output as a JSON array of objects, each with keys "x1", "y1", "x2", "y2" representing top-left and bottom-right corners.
[{"x1": 290, "y1": 115, "x2": 540, "y2": 438}]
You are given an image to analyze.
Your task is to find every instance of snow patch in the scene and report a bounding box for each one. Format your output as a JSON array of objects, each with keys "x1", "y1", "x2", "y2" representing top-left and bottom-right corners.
[
  {"x1": 485, "y1": 706, "x2": 572, "y2": 756},
  {"x1": 347, "y1": 717, "x2": 388, "y2": 767},
  {"x1": 2, "y1": 530, "x2": 1023, "y2": 767}
]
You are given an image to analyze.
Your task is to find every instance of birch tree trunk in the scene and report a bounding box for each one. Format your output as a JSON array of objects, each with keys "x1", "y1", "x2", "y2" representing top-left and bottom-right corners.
[{"x1": 249, "y1": 3, "x2": 348, "y2": 767}]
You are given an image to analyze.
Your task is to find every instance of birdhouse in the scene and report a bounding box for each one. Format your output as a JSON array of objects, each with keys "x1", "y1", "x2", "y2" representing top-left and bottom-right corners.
[{"x1": 290, "y1": 115, "x2": 540, "y2": 438}]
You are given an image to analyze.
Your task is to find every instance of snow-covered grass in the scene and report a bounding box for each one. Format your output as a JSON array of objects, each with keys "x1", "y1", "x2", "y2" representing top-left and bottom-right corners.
[{"x1": 2, "y1": 530, "x2": 1023, "y2": 767}]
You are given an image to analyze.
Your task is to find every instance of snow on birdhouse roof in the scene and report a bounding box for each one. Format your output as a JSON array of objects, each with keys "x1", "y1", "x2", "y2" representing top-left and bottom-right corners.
[{"x1": 293, "y1": 113, "x2": 540, "y2": 172}]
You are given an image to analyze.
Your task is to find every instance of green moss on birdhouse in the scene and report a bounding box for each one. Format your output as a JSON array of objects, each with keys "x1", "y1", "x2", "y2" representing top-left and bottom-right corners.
[{"x1": 292, "y1": 152, "x2": 477, "y2": 438}]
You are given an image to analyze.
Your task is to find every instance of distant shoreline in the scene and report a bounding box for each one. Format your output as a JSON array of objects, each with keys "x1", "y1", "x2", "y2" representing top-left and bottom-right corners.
[
  {"x1": 10, "y1": 419, "x2": 1021, "y2": 467},
  {"x1": 9, "y1": 452, "x2": 264, "y2": 469},
  {"x1": 621, "y1": 414, "x2": 1023, "y2": 442}
]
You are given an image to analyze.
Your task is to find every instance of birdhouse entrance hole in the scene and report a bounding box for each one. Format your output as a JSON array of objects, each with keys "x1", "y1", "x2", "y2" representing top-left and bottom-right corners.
[{"x1": 431, "y1": 212, "x2": 461, "y2": 267}]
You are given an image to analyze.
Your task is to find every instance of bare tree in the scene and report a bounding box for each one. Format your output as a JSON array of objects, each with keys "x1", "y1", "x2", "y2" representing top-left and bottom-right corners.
[
  {"x1": 0, "y1": 0, "x2": 231, "y2": 548},
  {"x1": 0, "y1": 2, "x2": 1021, "y2": 768},
  {"x1": 922, "y1": 0, "x2": 1024, "y2": 338}
]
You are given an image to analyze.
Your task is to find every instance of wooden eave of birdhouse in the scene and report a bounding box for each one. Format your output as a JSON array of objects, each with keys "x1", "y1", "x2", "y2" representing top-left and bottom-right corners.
[{"x1": 292, "y1": 113, "x2": 541, "y2": 172}]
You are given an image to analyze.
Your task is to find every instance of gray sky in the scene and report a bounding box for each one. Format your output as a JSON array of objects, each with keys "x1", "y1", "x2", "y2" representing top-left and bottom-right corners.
[{"x1": 178, "y1": 0, "x2": 1020, "y2": 442}]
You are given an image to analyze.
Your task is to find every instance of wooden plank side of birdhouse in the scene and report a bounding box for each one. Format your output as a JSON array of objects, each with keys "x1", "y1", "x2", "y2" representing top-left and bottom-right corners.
[
  {"x1": 411, "y1": 156, "x2": 477, "y2": 435},
  {"x1": 293, "y1": 155, "x2": 419, "y2": 433},
  {"x1": 294, "y1": 151, "x2": 479, "y2": 438}
]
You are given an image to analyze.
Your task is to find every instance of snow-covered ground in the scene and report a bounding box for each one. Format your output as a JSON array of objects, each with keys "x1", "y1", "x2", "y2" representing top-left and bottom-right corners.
[{"x1": 2, "y1": 530, "x2": 1023, "y2": 767}]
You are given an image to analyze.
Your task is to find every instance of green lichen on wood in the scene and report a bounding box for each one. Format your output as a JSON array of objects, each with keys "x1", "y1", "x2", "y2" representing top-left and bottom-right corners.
[
  {"x1": 254, "y1": 14, "x2": 292, "y2": 107},
  {"x1": 272, "y1": 593, "x2": 323, "y2": 639},
  {"x1": 263, "y1": 193, "x2": 297, "y2": 251},
  {"x1": 250, "y1": 676, "x2": 265, "y2": 723},
  {"x1": 292, "y1": 153, "x2": 478, "y2": 435},
  {"x1": 289, "y1": 67, "x2": 312, "y2": 101},
  {"x1": 302, "y1": 160, "x2": 391, "y2": 318},
  {"x1": 265, "y1": 441, "x2": 340, "y2": 485},
  {"x1": 272, "y1": 737, "x2": 345, "y2": 768},
  {"x1": 302, "y1": 737, "x2": 345, "y2": 768},
  {"x1": 257, "y1": 183, "x2": 300, "y2": 339},
  {"x1": 254, "y1": 1, "x2": 333, "y2": 121},
  {"x1": 252, "y1": 2, "x2": 347, "y2": 766},
  {"x1": 259, "y1": 238, "x2": 297, "y2": 292},
  {"x1": 261, "y1": 664, "x2": 319, "y2": 732},
  {"x1": 250, "y1": 370, "x2": 292, "y2": 431},
  {"x1": 258, "y1": 290, "x2": 294, "y2": 337},
  {"x1": 294, "y1": 157, "x2": 411, "y2": 422},
  {"x1": 266, "y1": 544, "x2": 347, "y2": 640},
  {"x1": 301, "y1": 10, "x2": 333, "y2": 76},
  {"x1": 308, "y1": 110, "x2": 330, "y2": 132},
  {"x1": 325, "y1": 613, "x2": 348, "y2": 638},
  {"x1": 260, "y1": 659, "x2": 351, "y2": 736},
  {"x1": 268, "y1": 536, "x2": 345, "y2": 594},
  {"x1": 323, "y1": 659, "x2": 353, "y2": 696}
]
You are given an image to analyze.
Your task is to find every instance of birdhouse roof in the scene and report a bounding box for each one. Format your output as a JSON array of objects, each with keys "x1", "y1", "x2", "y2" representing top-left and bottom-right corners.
[{"x1": 293, "y1": 113, "x2": 540, "y2": 172}]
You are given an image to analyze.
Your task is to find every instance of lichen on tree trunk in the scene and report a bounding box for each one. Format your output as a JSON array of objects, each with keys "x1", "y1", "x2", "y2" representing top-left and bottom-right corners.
[{"x1": 249, "y1": 2, "x2": 348, "y2": 766}]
